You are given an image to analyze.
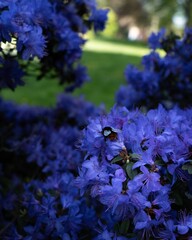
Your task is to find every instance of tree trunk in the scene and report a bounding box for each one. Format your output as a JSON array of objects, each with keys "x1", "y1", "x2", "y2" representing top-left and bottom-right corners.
[{"x1": 184, "y1": 0, "x2": 192, "y2": 27}]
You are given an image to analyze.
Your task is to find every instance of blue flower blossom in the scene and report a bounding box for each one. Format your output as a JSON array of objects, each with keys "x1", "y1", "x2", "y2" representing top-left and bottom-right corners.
[
  {"x1": 90, "y1": 9, "x2": 109, "y2": 32},
  {"x1": 116, "y1": 28, "x2": 192, "y2": 109},
  {"x1": 0, "y1": 0, "x2": 108, "y2": 90},
  {"x1": 176, "y1": 211, "x2": 192, "y2": 235},
  {"x1": 148, "y1": 28, "x2": 166, "y2": 50}
]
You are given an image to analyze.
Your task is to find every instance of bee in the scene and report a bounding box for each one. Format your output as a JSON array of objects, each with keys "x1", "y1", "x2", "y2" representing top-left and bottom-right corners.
[{"x1": 102, "y1": 126, "x2": 118, "y2": 141}]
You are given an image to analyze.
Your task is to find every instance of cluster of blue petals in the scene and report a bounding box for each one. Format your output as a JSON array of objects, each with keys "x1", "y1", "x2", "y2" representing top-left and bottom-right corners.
[
  {"x1": 2, "y1": 98, "x2": 192, "y2": 239},
  {"x1": 1, "y1": 2, "x2": 192, "y2": 239},
  {"x1": 116, "y1": 28, "x2": 192, "y2": 110},
  {"x1": 77, "y1": 105, "x2": 192, "y2": 239},
  {"x1": 0, "y1": 95, "x2": 110, "y2": 239},
  {"x1": 0, "y1": 0, "x2": 108, "y2": 90}
]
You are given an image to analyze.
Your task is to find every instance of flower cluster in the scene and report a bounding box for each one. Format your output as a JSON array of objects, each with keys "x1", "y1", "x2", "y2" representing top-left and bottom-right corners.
[
  {"x1": 0, "y1": 0, "x2": 108, "y2": 90},
  {"x1": 116, "y1": 28, "x2": 192, "y2": 110},
  {"x1": 77, "y1": 105, "x2": 192, "y2": 239},
  {"x1": 2, "y1": 1, "x2": 192, "y2": 239},
  {"x1": 0, "y1": 95, "x2": 108, "y2": 239}
]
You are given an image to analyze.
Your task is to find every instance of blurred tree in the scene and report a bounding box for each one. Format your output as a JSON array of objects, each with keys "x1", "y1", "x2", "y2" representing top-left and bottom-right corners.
[
  {"x1": 97, "y1": 0, "x2": 150, "y2": 38},
  {"x1": 183, "y1": 0, "x2": 192, "y2": 26},
  {"x1": 100, "y1": 9, "x2": 119, "y2": 38},
  {"x1": 143, "y1": 0, "x2": 192, "y2": 29},
  {"x1": 143, "y1": 0, "x2": 177, "y2": 29},
  {"x1": 97, "y1": 0, "x2": 192, "y2": 39}
]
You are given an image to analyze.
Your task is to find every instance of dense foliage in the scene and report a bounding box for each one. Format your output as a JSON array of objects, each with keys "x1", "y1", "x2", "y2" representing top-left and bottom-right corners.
[{"x1": 116, "y1": 28, "x2": 192, "y2": 110}]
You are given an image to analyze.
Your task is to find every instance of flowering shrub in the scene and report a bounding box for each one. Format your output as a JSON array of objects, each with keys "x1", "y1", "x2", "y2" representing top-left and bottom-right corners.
[
  {"x1": 0, "y1": 0, "x2": 108, "y2": 90},
  {"x1": 1, "y1": 1, "x2": 192, "y2": 239},
  {"x1": 0, "y1": 94, "x2": 106, "y2": 239},
  {"x1": 77, "y1": 105, "x2": 192, "y2": 239},
  {"x1": 0, "y1": 1, "x2": 110, "y2": 238},
  {"x1": 116, "y1": 28, "x2": 192, "y2": 110},
  {"x1": 2, "y1": 98, "x2": 192, "y2": 239}
]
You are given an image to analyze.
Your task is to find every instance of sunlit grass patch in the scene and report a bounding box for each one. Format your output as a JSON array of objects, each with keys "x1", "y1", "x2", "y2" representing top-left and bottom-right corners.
[
  {"x1": 84, "y1": 38, "x2": 150, "y2": 57},
  {"x1": 1, "y1": 39, "x2": 145, "y2": 110},
  {"x1": 74, "y1": 51, "x2": 141, "y2": 110}
]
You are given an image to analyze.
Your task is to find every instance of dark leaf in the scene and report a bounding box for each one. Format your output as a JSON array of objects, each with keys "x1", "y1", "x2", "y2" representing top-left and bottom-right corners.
[
  {"x1": 182, "y1": 164, "x2": 192, "y2": 174},
  {"x1": 111, "y1": 155, "x2": 123, "y2": 164},
  {"x1": 119, "y1": 220, "x2": 130, "y2": 235},
  {"x1": 126, "y1": 162, "x2": 137, "y2": 179}
]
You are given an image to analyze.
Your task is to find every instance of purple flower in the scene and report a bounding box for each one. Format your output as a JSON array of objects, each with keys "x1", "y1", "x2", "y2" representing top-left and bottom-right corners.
[
  {"x1": 148, "y1": 28, "x2": 166, "y2": 50},
  {"x1": 116, "y1": 28, "x2": 192, "y2": 109},
  {"x1": 128, "y1": 166, "x2": 162, "y2": 196},
  {"x1": 0, "y1": 58, "x2": 24, "y2": 90},
  {"x1": 176, "y1": 211, "x2": 192, "y2": 235},
  {"x1": 157, "y1": 219, "x2": 176, "y2": 240},
  {"x1": 18, "y1": 27, "x2": 47, "y2": 59},
  {"x1": 0, "y1": 0, "x2": 108, "y2": 90},
  {"x1": 89, "y1": 9, "x2": 109, "y2": 32}
]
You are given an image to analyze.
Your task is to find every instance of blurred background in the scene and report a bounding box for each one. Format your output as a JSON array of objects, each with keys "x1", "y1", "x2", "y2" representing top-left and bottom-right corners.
[
  {"x1": 97, "y1": 0, "x2": 190, "y2": 40},
  {"x1": 2, "y1": 0, "x2": 191, "y2": 110}
]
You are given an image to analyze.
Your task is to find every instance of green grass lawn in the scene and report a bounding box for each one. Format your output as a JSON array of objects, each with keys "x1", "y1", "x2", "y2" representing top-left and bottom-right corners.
[
  {"x1": 74, "y1": 51, "x2": 141, "y2": 110},
  {"x1": 1, "y1": 38, "x2": 146, "y2": 110}
]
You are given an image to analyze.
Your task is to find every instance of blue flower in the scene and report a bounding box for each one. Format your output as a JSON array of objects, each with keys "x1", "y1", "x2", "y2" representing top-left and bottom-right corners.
[
  {"x1": 176, "y1": 211, "x2": 192, "y2": 235},
  {"x1": 157, "y1": 219, "x2": 176, "y2": 240},
  {"x1": 90, "y1": 9, "x2": 109, "y2": 32},
  {"x1": 148, "y1": 28, "x2": 166, "y2": 50},
  {"x1": 116, "y1": 28, "x2": 192, "y2": 109},
  {"x1": 17, "y1": 27, "x2": 46, "y2": 59},
  {"x1": 0, "y1": 58, "x2": 24, "y2": 90},
  {"x1": 128, "y1": 166, "x2": 162, "y2": 195},
  {"x1": 0, "y1": 0, "x2": 108, "y2": 90}
]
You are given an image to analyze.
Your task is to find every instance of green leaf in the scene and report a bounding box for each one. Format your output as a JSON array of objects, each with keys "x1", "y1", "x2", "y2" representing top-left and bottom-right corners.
[
  {"x1": 119, "y1": 220, "x2": 130, "y2": 235},
  {"x1": 126, "y1": 162, "x2": 137, "y2": 179},
  {"x1": 155, "y1": 158, "x2": 165, "y2": 166},
  {"x1": 185, "y1": 192, "x2": 192, "y2": 200},
  {"x1": 20, "y1": 209, "x2": 27, "y2": 217},
  {"x1": 187, "y1": 166, "x2": 192, "y2": 174},
  {"x1": 130, "y1": 153, "x2": 140, "y2": 160},
  {"x1": 126, "y1": 233, "x2": 137, "y2": 238},
  {"x1": 182, "y1": 164, "x2": 192, "y2": 174},
  {"x1": 111, "y1": 155, "x2": 123, "y2": 164},
  {"x1": 182, "y1": 164, "x2": 188, "y2": 170},
  {"x1": 173, "y1": 191, "x2": 183, "y2": 206},
  {"x1": 166, "y1": 173, "x2": 172, "y2": 183}
]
